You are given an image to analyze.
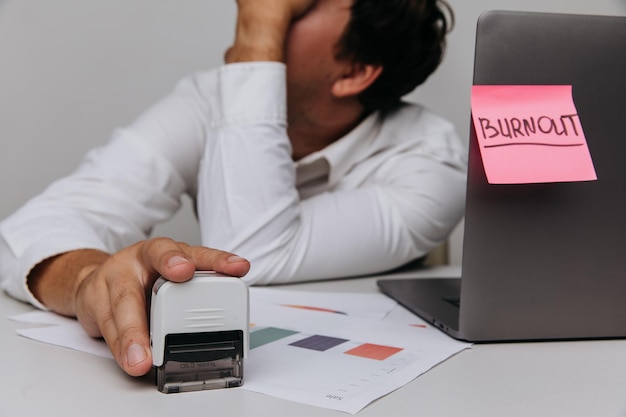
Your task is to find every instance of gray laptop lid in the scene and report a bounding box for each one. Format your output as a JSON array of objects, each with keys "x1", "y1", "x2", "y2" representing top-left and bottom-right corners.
[
  {"x1": 379, "y1": 10, "x2": 626, "y2": 341},
  {"x1": 459, "y1": 10, "x2": 626, "y2": 341}
]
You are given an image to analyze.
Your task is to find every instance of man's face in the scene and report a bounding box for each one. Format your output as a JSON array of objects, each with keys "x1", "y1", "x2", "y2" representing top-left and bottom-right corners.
[{"x1": 284, "y1": 0, "x2": 354, "y2": 126}]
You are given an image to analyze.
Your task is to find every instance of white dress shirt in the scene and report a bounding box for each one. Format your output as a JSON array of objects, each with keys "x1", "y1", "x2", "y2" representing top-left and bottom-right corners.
[{"x1": 0, "y1": 62, "x2": 467, "y2": 308}]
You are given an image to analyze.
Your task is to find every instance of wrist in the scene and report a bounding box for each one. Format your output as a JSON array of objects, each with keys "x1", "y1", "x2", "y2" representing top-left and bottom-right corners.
[
  {"x1": 226, "y1": 5, "x2": 291, "y2": 63},
  {"x1": 27, "y1": 249, "x2": 109, "y2": 316}
]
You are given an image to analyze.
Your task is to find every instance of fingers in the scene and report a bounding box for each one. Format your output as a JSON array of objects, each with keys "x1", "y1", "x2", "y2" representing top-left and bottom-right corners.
[
  {"x1": 139, "y1": 238, "x2": 197, "y2": 284},
  {"x1": 75, "y1": 256, "x2": 153, "y2": 376},
  {"x1": 183, "y1": 244, "x2": 251, "y2": 277},
  {"x1": 105, "y1": 269, "x2": 152, "y2": 376},
  {"x1": 139, "y1": 238, "x2": 250, "y2": 282}
]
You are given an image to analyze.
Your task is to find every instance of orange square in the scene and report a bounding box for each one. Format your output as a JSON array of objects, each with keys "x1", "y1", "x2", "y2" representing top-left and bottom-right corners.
[{"x1": 344, "y1": 343, "x2": 403, "y2": 361}]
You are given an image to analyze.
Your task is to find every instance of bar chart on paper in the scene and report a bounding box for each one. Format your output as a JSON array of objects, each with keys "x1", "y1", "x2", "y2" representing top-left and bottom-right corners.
[
  {"x1": 251, "y1": 326, "x2": 403, "y2": 360},
  {"x1": 243, "y1": 289, "x2": 471, "y2": 414},
  {"x1": 246, "y1": 324, "x2": 424, "y2": 412}
]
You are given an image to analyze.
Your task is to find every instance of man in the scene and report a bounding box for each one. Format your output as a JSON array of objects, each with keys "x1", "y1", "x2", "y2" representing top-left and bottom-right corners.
[{"x1": 0, "y1": 0, "x2": 466, "y2": 377}]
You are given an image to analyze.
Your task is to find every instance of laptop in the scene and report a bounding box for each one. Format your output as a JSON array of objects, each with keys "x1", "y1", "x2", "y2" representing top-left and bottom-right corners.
[{"x1": 377, "y1": 10, "x2": 626, "y2": 342}]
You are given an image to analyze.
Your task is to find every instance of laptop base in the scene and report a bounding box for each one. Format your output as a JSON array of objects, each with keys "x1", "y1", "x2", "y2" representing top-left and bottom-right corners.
[{"x1": 377, "y1": 278, "x2": 464, "y2": 340}]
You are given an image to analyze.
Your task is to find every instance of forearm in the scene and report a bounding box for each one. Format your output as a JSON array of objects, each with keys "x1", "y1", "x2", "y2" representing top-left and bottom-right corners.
[
  {"x1": 28, "y1": 249, "x2": 109, "y2": 317},
  {"x1": 197, "y1": 63, "x2": 296, "y2": 277},
  {"x1": 200, "y1": 103, "x2": 467, "y2": 284}
]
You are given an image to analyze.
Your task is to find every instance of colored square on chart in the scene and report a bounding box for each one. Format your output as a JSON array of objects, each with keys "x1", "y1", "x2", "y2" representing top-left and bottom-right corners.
[
  {"x1": 250, "y1": 327, "x2": 300, "y2": 349},
  {"x1": 344, "y1": 343, "x2": 403, "y2": 361},
  {"x1": 289, "y1": 335, "x2": 349, "y2": 352}
]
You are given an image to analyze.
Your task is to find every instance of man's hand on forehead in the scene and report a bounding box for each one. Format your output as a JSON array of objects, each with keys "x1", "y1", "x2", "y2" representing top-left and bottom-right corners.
[{"x1": 226, "y1": 0, "x2": 319, "y2": 63}]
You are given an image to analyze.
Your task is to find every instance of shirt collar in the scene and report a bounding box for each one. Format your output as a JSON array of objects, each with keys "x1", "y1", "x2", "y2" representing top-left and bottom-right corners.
[{"x1": 295, "y1": 110, "x2": 384, "y2": 187}]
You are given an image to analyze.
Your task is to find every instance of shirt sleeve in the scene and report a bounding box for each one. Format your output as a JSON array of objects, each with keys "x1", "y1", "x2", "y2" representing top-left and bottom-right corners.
[
  {"x1": 0, "y1": 71, "x2": 219, "y2": 306},
  {"x1": 198, "y1": 64, "x2": 467, "y2": 285}
]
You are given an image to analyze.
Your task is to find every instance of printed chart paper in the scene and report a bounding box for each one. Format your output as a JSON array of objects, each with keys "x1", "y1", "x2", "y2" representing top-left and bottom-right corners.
[
  {"x1": 245, "y1": 288, "x2": 470, "y2": 413},
  {"x1": 10, "y1": 288, "x2": 470, "y2": 414},
  {"x1": 471, "y1": 85, "x2": 597, "y2": 184}
]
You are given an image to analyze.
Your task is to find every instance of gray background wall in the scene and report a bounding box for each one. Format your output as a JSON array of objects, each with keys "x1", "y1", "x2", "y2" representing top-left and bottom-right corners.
[{"x1": 1, "y1": 0, "x2": 625, "y2": 265}]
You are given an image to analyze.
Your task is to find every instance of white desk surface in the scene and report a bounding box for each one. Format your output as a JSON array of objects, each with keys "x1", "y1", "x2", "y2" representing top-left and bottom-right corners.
[{"x1": 2, "y1": 265, "x2": 625, "y2": 417}]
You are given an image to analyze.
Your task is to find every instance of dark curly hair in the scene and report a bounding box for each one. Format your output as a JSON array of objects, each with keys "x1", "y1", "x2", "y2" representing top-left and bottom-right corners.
[{"x1": 336, "y1": 0, "x2": 453, "y2": 112}]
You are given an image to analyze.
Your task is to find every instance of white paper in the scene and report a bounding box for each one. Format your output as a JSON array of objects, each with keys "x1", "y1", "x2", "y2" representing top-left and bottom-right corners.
[
  {"x1": 11, "y1": 310, "x2": 113, "y2": 358},
  {"x1": 10, "y1": 289, "x2": 470, "y2": 414}
]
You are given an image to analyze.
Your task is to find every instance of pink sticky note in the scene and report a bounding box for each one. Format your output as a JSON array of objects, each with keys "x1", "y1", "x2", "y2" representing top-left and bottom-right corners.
[{"x1": 471, "y1": 85, "x2": 597, "y2": 184}]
